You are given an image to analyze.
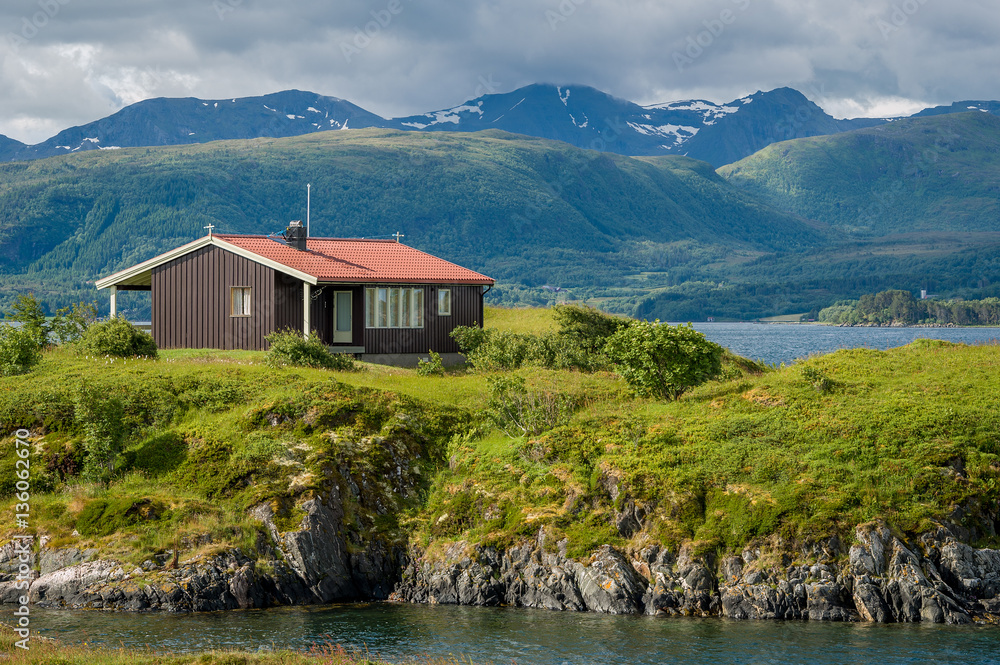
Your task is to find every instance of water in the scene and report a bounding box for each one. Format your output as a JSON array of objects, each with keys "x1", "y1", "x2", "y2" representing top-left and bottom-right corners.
[
  {"x1": 686, "y1": 323, "x2": 1000, "y2": 366},
  {"x1": 32, "y1": 603, "x2": 1000, "y2": 664}
]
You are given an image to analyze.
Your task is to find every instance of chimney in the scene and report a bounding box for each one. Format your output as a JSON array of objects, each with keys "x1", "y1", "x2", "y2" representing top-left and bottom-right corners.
[{"x1": 284, "y1": 220, "x2": 307, "y2": 251}]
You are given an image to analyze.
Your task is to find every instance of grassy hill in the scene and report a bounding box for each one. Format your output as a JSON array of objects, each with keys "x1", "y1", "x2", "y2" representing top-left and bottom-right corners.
[
  {"x1": 719, "y1": 112, "x2": 1000, "y2": 237},
  {"x1": 1, "y1": 308, "x2": 998, "y2": 581},
  {"x1": 0, "y1": 128, "x2": 825, "y2": 317}
]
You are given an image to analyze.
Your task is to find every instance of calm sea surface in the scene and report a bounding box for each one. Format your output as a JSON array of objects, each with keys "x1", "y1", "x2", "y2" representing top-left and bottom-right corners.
[
  {"x1": 32, "y1": 603, "x2": 1000, "y2": 664},
  {"x1": 686, "y1": 323, "x2": 1000, "y2": 366}
]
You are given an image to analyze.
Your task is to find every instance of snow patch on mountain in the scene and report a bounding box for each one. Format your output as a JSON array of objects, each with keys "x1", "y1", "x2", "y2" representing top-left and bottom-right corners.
[
  {"x1": 627, "y1": 122, "x2": 699, "y2": 147},
  {"x1": 558, "y1": 87, "x2": 571, "y2": 106},
  {"x1": 401, "y1": 103, "x2": 484, "y2": 129}
]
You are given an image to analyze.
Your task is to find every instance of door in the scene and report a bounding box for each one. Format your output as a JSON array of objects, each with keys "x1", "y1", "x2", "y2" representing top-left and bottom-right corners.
[{"x1": 333, "y1": 290, "x2": 353, "y2": 344}]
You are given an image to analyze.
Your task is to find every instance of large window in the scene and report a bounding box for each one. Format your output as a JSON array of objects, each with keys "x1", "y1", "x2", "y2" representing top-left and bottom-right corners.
[
  {"x1": 366, "y1": 287, "x2": 424, "y2": 328},
  {"x1": 438, "y1": 289, "x2": 452, "y2": 316},
  {"x1": 231, "y1": 287, "x2": 251, "y2": 317}
]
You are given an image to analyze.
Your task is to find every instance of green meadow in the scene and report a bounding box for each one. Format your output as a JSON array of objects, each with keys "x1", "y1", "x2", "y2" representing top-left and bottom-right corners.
[{"x1": 2, "y1": 306, "x2": 998, "y2": 573}]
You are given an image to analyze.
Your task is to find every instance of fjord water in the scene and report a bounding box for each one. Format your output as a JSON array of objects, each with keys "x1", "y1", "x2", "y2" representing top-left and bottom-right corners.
[
  {"x1": 688, "y1": 323, "x2": 1000, "y2": 365},
  {"x1": 34, "y1": 603, "x2": 1000, "y2": 664}
]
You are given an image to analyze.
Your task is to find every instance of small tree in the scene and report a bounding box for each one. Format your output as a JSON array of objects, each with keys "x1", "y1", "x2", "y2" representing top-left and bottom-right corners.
[
  {"x1": 51, "y1": 302, "x2": 98, "y2": 345},
  {"x1": 7, "y1": 293, "x2": 49, "y2": 348},
  {"x1": 74, "y1": 383, "x2": 128, "y2": 481},
  {"x1": 604, "y1": 321, "x2": 724, "y2": 400},
  {"x1": 0, "y1": 324, "x2": 43, "y2": 376},
  {"x1": 552, "y1": 304, "x2": 630, "y2": 355}
]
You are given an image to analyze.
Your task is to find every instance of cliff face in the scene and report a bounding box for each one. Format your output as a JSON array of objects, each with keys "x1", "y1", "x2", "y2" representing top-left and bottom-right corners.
[
  {"x1": 2, "y1": 505, "x2": 999, "y2": 623},
  {"x1": 390, "y1": 523, "x2": 1000, "y2": 624},
  {"x1": 0, "y1": 488, "x2": 405, "y2": 611}
]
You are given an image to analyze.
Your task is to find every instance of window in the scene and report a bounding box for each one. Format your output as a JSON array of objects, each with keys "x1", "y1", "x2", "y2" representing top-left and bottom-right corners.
[
  {"x1": 231, "y1": 287, "x2": 251, "y2": 317},
  {"x1": 438, "y1": 289, "x2": 452, "y2": 316},
  {"x1": 365, "y1": 287, "x2": 424, "y2": 328}
]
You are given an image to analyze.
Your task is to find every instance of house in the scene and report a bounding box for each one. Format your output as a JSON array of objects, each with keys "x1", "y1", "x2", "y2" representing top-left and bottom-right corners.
[{"x1": 95, "y1": 222, "x2": 494, "y2": 365}]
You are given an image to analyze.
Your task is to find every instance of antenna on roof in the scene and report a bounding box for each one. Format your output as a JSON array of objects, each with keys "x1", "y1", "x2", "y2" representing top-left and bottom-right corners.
[{"x1": 306, "y1": 183, "x2": 311, "y2": 238}]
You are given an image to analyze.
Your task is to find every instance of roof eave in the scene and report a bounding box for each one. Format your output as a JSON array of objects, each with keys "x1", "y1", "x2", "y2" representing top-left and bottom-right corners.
[{"x1": 95, "y1": 235, "x2": 320, "y2": 290}]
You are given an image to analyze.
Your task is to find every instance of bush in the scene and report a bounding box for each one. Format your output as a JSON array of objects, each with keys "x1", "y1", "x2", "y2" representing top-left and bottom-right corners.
[
  {"x1": 604, "y1": 321, "x2": 724, "y2": 400},
  {"x1": 451, "y1": 327, "x2": 551, "y2": 372},
  {"x1": 485, "y1": 374, "x2": 576, "y2": 437},
  {"x1": 75, "y1": 382, "x2": 129, "y2": 481},
  {"x1": 264, "y1": 329, "x2": 355, "y2": 370},
  {"x1": 5, "y1": 293, "x2": 48, "y2": 348},
  {"x1": 417, "y1": 350, "x2": 445, "y2": 376},
  {"x1": 80, "y1": 317, "x2": 158, "y2": 358},
  {"x1": 0, "y1": 324, "x2": 43, "y2": 376},
  {"x1": 552, "y1": 304, "x2": 630, "y2": 355}
]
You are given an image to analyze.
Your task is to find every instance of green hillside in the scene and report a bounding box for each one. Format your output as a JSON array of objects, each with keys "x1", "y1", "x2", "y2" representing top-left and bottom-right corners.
[
  {"x1": 0, "y1": 129, "x2": 822, "y2": 317},
  {"x1": 719, "y1": 112, "x2": 1000, "y2": 236}
]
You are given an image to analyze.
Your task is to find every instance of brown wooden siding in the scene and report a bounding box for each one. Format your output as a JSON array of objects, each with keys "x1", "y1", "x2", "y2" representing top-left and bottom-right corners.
[
  {"x1": 151, "y1": 245, "x2": 275, "y2": 350},
  {"x1": 274, "y1": 273, "x2": 303, "y2": 336},
  {"x1": 362, "y1": 284, "x2": 483, "y2": 354}
]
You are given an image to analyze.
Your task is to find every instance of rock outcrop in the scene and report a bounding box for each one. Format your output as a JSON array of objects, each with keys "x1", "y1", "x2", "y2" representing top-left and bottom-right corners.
[
  {"x1": 391, "y1": 523, "x2": 1000, "y2": 624},
  {"x1": 4, "y1": 515, "x2": 999, "y2": 622},
  {"x1": 0, "y1": 486, "x2": 405, "y2": 612}
]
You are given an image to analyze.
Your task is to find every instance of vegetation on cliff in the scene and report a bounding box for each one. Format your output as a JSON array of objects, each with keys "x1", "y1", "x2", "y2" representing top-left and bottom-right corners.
[{"x1": 0, "y1": 306, "x2": 998, "y2": 584}]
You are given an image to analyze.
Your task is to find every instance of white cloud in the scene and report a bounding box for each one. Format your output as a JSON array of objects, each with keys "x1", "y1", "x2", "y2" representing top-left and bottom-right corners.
[{"x1": 0, "y1": 0, "x2": 997, "y2": 143}]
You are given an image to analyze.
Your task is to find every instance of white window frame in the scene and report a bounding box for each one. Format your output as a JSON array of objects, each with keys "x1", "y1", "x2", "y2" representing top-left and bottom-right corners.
[
  {"x1": 231, "y1": 286, "x2": 252, "y2": 317},
  {"x1": 365, "y1": 287, "x2": 424, "y2": 329},
  {"x1": 438, "y1": 288, "x2": 452, "y2": 316}
]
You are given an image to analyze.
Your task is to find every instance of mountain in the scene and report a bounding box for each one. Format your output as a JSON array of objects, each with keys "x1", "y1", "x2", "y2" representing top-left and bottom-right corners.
[
  {"x1": 718, "y1": 111, "x2": 1000, "y2": 237},
  {"x1": 6, "y1": 90, "x2": 386, "y2": 161},
  {"x1": 389, "y1": 85, "x2": 882, "y2": 166},
  {"x1": 671, "y1": 87, "x2": 886, "y2": 168},
  {"x1": 4, "y1": 84, "x2": 1000, "y2": 168},
  {"x1": 912, "y1": 100, "x2": 1000, "y2": 118},
  {"x1": 0, "y1": 134, "x2": 26, "y2": 162},
  {"x1": 0, "y1": 128, "x2": 827, "y2": 318}
]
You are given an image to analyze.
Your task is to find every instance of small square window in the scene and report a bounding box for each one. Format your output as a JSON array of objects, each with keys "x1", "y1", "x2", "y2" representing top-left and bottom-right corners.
[
  {"x1": 438, "y1": 289, "x2": 451, "y2": 316},
  {"x1": 231, "y1": 286, "x2": 252, "y2": 317}
]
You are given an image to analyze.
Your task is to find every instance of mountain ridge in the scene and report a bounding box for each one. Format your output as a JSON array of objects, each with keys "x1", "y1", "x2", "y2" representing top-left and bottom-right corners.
[{"x1": 4, "y1": 84, "x2": 998, "y2": 168}]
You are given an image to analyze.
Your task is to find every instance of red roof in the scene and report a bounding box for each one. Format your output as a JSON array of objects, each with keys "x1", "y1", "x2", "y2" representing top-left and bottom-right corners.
[{"x1": 213, "y1": 235, "x2": 494, "y2": 285}]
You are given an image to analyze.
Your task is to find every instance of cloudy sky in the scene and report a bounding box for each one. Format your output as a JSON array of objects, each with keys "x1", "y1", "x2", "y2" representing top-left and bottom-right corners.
[{"x1": 2, "y1": 0, "x2": 998, "y2": 144}]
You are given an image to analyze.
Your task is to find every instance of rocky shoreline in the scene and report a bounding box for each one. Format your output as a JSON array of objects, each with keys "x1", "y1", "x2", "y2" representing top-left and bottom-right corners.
[{"x1": 2, "y1": 494, "x2": 998, "y2": 623}]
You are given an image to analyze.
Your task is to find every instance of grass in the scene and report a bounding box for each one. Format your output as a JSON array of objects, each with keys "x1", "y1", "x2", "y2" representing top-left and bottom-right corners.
[
  {"x1": 0, "y1": 624, "x2": 468, "y2": 665},
  {"x1": 1, "y1": 308, "x2": 998, "y2": 591}
]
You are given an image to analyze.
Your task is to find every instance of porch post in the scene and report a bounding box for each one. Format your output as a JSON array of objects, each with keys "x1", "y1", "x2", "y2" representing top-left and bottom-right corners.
[
  {"x1": 303, "y1": 282, "x2": 311, "y2": 338},
  {"x1": 109, "y1": 285, "x2": 117, "y2": 319}
]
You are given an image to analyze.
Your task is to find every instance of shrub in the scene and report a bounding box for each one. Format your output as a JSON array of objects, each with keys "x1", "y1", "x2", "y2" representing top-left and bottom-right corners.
[
  {"x1": 80, "y1": 317, "x2": 158, "y2": 358},
  {"x1": 0, "y1": 324, "x2": 43, "y2": 376},
  {"x1": 75, "y1": 382, "x2": 129, "y2": 481},
  {"x1": 5, "y1": 293, "x2": 48, "y2": 348},
  {"x1": 485, "y1": 374, "x2": 576, "y2": 438},
  {"x1": 450, "y1": 325, "x2": 490, "y2": 356},
  {"x1": 604, "y1": 321, "x2": 724, "y2": 400},
  {"x1": 552, "y1": 304, "x2": 630, "y2": 355},
  {"x1": 417, "y1": 350, "x2": 445, "y2": 376},
  {"x1": 264, "y1": 329, "x2": 355, "y2": 370}
]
